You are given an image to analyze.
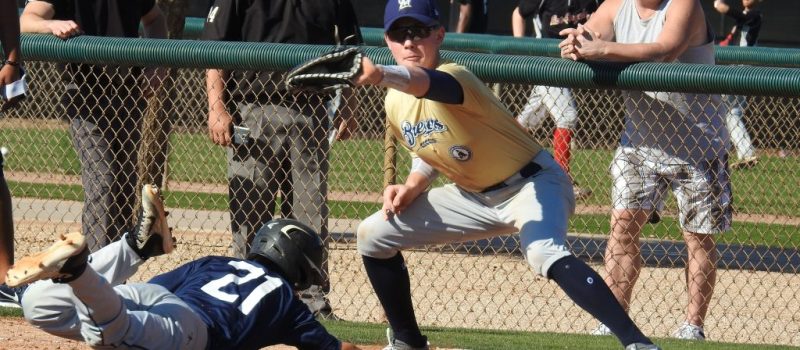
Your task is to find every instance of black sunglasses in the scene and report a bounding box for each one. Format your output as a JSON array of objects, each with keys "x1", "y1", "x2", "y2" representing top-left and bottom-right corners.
[{"x1": 386, "y1": 25, "x2": 439, "y2": 43}]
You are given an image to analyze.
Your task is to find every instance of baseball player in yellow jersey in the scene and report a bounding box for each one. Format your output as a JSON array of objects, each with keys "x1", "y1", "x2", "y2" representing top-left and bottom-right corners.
[{"x1": 351, "y1": 1, "x2": 660, "y2": 349}]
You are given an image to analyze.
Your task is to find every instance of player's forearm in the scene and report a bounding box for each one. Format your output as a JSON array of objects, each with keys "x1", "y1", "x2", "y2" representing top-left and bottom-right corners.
[{"x1": 404, "y1": 171, "x2": 434, "y2": 197}]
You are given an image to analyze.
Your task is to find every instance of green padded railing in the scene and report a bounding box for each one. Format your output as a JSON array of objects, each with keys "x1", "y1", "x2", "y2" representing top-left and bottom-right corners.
[
  {"x1": 20, "y1": 33, "x2": 800, "y2": 97},
  {"x1": 182, "y1": 17, "x2": 800, "y2": 67}
]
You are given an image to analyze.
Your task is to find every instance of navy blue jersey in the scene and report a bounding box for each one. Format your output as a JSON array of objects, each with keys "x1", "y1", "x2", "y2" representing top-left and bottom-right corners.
[{"x1": 149, "y1": 256, "x2": 340, "y2": 350}]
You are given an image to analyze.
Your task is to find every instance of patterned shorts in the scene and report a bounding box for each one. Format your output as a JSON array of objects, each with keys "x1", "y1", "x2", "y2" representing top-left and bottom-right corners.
[{"x1": 610, "y1": 147, "x2": 732, "y2": 234}]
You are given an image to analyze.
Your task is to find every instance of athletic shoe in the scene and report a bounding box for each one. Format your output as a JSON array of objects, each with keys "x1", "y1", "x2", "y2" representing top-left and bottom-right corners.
[
  {"x1": 730, "y1": 156, "x2": 758, "y2": 170},
  {"x1": 590, "y1": 322, "x2": 612, "y2": 336},
  {"x1": 126, "y1": 184, "x2": 174, "y2": 260},
  {"x1": 382, "y1": 328, "x2": 429, "y2": 350},
  {"x1": 0, "y1": 283, "x2": 26, "y2": 308},
  {"x1": 672, "y1": 321, "x2": 706, "y2": 340},
  {"x1": 573, "y1": 184, "x2": 593, "y2": 200},
  {"x1": 625, "y1": 343, "x2": 662, "y2": 350},
  {"x1": 5, "y1": 232, "x2": 88, "y2": 287}
]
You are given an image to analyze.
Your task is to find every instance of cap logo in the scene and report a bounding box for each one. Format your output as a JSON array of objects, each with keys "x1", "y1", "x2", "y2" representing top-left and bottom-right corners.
[{"x1": 398, "y1": 0, "x2": 412, "y2": 10}]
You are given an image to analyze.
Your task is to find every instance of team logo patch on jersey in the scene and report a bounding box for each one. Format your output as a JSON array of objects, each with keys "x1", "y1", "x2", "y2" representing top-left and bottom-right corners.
[
  {"x1": 401, "y1": 119, "x2": 447, "y2": 148},
  {"x1": 449, "y1": 145, "x2": 472, "y2": 161}
]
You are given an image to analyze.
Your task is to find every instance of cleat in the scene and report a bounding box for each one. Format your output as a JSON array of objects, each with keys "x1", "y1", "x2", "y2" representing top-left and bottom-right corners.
[
  {"x1": 672, "y1": 321, "x2": 705, "y2": 340},
  {"x1": 382, "y1": 328, "x2": 429, "y2": 350},
  {"x1": 6, "y1": 232, "x2": 88, "y2": 287},
  {"x1": 126, "y1": 184, "x2": 174, "y2": 259},
  {"x1": 0, "y1": 283, "x2": 27, "y2": 308},
  {"x1": 590, "y1": 322, "x2": 612, "y2": 336}
]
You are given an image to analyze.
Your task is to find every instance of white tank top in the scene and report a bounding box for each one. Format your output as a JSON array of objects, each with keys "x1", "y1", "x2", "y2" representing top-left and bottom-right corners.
[{"x1": 613, "y1": 0, "x2": 729, "y2": 164}]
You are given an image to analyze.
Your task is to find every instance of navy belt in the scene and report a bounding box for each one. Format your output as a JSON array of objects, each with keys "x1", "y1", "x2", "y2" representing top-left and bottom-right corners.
[{"x1": 481, "y1": 161, "x2": 542, "y2": 193}]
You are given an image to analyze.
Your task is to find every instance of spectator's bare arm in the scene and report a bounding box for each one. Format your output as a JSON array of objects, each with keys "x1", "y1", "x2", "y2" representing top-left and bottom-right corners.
[{"x1": 20, "y1": 1, "x2": 82, "y2": 40}]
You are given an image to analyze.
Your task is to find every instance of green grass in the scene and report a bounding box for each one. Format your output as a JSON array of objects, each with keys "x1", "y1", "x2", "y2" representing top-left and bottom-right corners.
[
  {"x1": 571, "y1": 214, "x2": 799, "y2": 247},
  {"x1": 0, "y1": 308, "x2": 793, "y2": 349},
  {"x1": 320, "y1": 320, "x2": 797, "y2": 350}
]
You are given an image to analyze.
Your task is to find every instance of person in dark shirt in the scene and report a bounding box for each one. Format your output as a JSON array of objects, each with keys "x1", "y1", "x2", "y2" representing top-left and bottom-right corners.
[
  {"x1": 20, "y1": 0, "x2": 167, "y2": 251},
  {"x1": 201, "y1": 0, "x2": 363, "y2": 319},
  {"x1": 449, "y1": 0, "x2": 489, "y2": 33},
  {"x1": 7, "y1": 187, "x2": 361, "y2": 350},
  {"x1": 714, "y1": 0, "x2": 763, "y2": 169}
]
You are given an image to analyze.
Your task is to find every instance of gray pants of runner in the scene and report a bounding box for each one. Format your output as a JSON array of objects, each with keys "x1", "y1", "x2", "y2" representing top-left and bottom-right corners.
[
  {"x1": 69, "y1": 112, "x2": 141, "y2": 252},
  {"x1": 228, "y1": 101, "x2": 331, "y2": 312},
  {"x1": 21, "y1": 240, "x2": 208, "y2": 349}
]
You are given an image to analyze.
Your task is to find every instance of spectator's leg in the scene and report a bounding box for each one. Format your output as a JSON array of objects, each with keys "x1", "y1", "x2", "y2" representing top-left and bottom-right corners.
[
  {"x1": 228, "y1": 102, "x2": 279, "y2": 258},
  {"x1": 69, "y1": 117, "x2": 116, "y2": 251},
  {"x1": 516, "y1": 85, "x2": 548, "y2": 130},
  {"x1": 725, "y1": 95, "x2": 756, "y2": 163},
  {"x1": 283, "y1": 103, "x2": 333, "y2": 316},
  {"x1": 544, "y1": 86, "x2": 579, "y2": 174},
  {"x1": 111, "y1": 106, "x2": 141, "y2": 244},
  {"x1": 682, "y1": 231, "x2": 717, "y2": 328},
  {"x1": 605, "y1": 209, "x2": 649, "y2": 311}
]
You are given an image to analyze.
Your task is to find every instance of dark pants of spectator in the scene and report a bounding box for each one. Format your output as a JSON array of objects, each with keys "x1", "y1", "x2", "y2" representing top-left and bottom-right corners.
[
  {"x1": 67, "y1": 94, "x2": 142, "y2": 252},
  {"x1": 227, "y1": 101, "x2": 332, "y2": 314}
]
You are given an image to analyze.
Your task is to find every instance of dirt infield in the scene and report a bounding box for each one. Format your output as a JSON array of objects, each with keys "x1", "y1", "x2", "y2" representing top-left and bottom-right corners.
[{"x1": 5, "y1": 224, "x2": 800, "y2": 348}]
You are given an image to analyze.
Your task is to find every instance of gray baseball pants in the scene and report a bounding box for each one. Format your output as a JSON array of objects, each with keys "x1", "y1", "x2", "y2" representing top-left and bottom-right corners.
[{"x1": 21, "y1": 240, "x2": 208, "y2": 349}]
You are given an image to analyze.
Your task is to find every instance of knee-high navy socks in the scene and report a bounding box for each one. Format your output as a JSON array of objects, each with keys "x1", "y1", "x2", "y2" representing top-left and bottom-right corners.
[
  {"x1": 549, "y1": 256, "x2": 652, "y2": 346},
  {"x1": 362, "y1": 253, "x2": 427, "y2": 348}
]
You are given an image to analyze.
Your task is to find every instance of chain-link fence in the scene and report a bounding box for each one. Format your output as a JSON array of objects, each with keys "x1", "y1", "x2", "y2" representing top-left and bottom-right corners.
[{"x1": 2, "y1": 37, "x2": 799, "y2": 346}]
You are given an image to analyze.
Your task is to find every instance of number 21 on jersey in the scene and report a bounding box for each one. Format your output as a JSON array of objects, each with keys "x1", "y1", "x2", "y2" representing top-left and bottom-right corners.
[{"x1": 201, "y1": 260, "x2": 284, "y2": 315}]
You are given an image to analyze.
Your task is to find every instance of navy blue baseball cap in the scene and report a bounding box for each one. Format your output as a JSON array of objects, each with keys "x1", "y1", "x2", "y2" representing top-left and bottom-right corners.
[{"x1": 384, "y1": 0, "x2": 441, "y2": 30}]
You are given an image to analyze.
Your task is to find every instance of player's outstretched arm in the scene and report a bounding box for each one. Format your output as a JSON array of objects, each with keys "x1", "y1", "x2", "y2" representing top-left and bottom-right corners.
[{"x1": 353, "y1": 56, "x2": 431, "y2": 98}]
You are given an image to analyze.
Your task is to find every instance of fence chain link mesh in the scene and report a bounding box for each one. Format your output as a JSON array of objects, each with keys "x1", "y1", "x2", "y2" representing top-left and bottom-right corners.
[{"x1": 2, "y1": 59, "x2": 798, "y2": 346}]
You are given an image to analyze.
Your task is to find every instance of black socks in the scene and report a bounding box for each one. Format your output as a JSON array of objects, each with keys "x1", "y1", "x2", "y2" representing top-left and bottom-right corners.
[
  {"x1": 549, "y1": 255, "x2": 651, "y2": 346},
  {"x1": 362, "y1": 253, "x2": 427, "y2": 348}
]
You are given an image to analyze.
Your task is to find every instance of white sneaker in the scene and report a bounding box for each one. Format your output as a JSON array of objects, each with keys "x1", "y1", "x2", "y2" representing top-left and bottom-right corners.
[
  {"x1": 382, "y1": 328, "x2": 429, "y2": 350},
  {"x1": 590, "y1": 322, "x2": 612, "y2": 336},
  {"x1": 672, "y1": 321, "x2": 706, "y2": 340}
]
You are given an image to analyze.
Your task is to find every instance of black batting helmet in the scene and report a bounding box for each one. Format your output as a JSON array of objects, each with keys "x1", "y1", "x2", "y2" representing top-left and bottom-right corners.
[{"x1": 247, "y1": 218, "x2": 324, "y2": 290}]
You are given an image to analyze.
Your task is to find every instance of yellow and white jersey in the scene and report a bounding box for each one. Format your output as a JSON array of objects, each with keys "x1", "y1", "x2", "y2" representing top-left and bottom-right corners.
[{"x1": 385, "y1": 62, "x2": 543, "y2": 193}]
